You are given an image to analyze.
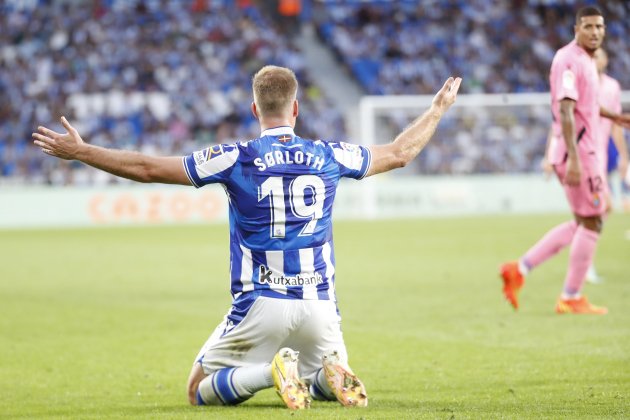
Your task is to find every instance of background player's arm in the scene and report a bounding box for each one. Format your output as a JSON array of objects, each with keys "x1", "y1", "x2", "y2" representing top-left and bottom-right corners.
[
  {"x1": 600, "y1": 106, "x2": 630, "y2": 129},
  {"x1": 33, "y1": 117, "x2": 190, "y2": 185},
  {"x1": 365, "y1": 77, "x2": 462, "y2": 177},
  {"x1": 611, "y1": 123, "x2": 628, "y2": 178},
  {"x1": 541, "y1": 127, "x2": 554, "y2": 178},
  {"x1": 559, "y1": 98, "x2": 581, "y2": 186}
]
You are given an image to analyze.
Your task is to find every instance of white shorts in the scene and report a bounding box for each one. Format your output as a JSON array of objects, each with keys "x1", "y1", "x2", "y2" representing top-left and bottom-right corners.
[{"x1": 194, "y1": 297, "x2": 347, "y2": 384}]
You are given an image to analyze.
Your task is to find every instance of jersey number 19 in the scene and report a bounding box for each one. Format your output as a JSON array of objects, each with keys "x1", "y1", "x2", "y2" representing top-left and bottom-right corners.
[{"x1": 258, "y1": 175, "x2": 325, "y2": 238}]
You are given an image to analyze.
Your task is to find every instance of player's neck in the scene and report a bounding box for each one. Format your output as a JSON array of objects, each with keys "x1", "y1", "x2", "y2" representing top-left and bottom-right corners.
[
  {"x1": 258, "y1": 117, "x2": 296, "y2": 133},
  {"x1": 575, "y1": 40, "x2": 596, "y2": 57}
]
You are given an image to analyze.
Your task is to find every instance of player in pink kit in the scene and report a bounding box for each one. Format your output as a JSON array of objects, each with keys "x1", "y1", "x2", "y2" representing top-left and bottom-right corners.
[
  {"x1": 594, "y1": 48, "x2": 628, "y2": 194},
  {"x1": 500, "y1": 7, "x2": 630, "y2": 314},
  {"x1": 581, "y1": 48, "x2": 629, "y2": 284},
  {"x1": 540, "y1": 47, "x2": 629, "y2": 284}
]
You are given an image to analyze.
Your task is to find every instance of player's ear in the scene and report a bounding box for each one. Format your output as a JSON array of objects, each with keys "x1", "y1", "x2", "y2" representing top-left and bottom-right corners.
[
  {"x1": 251, "y1": 102, "x2": 259, "y2": 119},
  {"x1": 293, "y1": 99, "x2": 299, "y2": 118}
]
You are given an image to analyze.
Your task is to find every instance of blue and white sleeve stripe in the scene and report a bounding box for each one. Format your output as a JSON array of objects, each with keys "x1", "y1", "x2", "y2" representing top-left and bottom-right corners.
[
  {"x1": 358, "y1": 146, "x2": 372, "y2": 180},
  {"x1": 182, "y1": 156, "x2": 201, "y2": 188}
]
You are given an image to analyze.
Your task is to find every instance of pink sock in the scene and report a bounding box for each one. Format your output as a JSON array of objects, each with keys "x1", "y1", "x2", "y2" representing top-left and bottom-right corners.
[
  {"x1": 521, "y1": 220, "x2": 578, "y2": 271},
  {"x1": 563, "y1": 226, "x2": 599, "y2": 296}
]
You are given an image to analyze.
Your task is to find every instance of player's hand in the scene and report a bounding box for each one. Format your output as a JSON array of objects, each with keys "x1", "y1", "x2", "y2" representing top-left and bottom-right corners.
[
  {"x1": 618, "y1": 156, "x2": 628, "y2": 181},
  {"x1": 541, "y1": 156, "x2": 554, "y2": 180},
  {"x1": 564, "y1": 156, "x2": 581, "y2": 187},
  {"x1": 431, "y1": 77, "x2": 462, "y2": 113},
  {"x1": 32, "y1": 116, "x2": 85, "y2": 160},
  {"x1": 604, "y1": 192, "x2": 613, "y2": 214},
  {"x1": 613, "y1": 113, "x2": 630, "y2": 129}
]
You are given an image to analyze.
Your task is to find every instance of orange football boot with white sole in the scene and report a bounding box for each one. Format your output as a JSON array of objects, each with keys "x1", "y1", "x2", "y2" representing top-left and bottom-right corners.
[
  {"x1": 500, "y1": 261, "x2": 525, "y2": 310},
  {"x1": 555, "y1": 295, "x2": 608, "y2": 315}
]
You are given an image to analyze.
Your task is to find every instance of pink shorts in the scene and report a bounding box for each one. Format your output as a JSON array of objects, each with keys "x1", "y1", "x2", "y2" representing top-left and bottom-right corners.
[{"x1": 554, "y1": 152, "x2": 607, "y2": 217}]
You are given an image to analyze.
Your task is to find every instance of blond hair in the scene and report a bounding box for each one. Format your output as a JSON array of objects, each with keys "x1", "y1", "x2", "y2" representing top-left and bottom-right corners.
[{"x1": 252, "y1": 66, "x2": 298, "y2": 118}]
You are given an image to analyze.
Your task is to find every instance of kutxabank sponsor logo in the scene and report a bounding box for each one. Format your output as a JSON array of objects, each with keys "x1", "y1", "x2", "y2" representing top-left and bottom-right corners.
[{"x1": 258, "y1": 265, "x2": 323, "y2": 287}]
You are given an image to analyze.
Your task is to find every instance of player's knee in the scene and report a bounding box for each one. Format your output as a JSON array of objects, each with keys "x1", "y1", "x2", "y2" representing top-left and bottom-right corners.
[
  {"x1": 587, "y1": 217, "x2": 603, "y2": 233},
  {"x1": 188, "y1": 384, "x2": 197, "y2": 405},
  {"x1": 187, "y1": 379, "x2": 200, "y2": 405},
  {"x1": 576, "y1": 215, "x2": 603, "y2": 233},
  {"x1": 187, "y1": 363, "x2": 206, "y2": 406}
]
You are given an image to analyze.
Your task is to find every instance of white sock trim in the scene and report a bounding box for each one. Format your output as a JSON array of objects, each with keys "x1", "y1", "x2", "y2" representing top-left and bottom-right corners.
[
  {"x1": 314, "y1": 368, "x2": 335, "y2": 400},
  {"x1": 233, "y1": 364, "x2": 273, "y2": 395},
  {"x1": 518, "y1": 259, "x2": 529, "y2": 276}
]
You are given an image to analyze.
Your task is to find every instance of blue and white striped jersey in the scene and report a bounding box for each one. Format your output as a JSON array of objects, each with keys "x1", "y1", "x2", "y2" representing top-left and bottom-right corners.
[{"x1": 183, "y1": 126, "x2": 371, "y2": 311}]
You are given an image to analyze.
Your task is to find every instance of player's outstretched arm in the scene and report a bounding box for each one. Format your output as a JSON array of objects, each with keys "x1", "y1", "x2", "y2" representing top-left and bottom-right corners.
[
  {"x1": 33, "y1": 117, "x2": 191, "y2": 185},
  {"x1": 364, "y1": 77, "x2": 461, "y2": 177}
]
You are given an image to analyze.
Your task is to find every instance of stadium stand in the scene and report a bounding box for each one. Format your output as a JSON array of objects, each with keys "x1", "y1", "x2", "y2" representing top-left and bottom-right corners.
[
  {"x1": 314, "y1": 0, "x2": 629, "y2": 175},
  {"x1": 1, "y1": 0, "x2": 629, "y2": 182},
  {"x1": 314, "y1": 0, "x2": 630, "y2": 95}
]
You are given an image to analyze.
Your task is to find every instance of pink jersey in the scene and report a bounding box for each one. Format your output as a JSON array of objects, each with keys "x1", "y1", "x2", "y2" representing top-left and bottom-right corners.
[
  {"x1": 548, "y1": 40, "x2": 600, "y2": 165},
  {"x1": 596, "y1": 73, "x2": 622, "y2": 173}
]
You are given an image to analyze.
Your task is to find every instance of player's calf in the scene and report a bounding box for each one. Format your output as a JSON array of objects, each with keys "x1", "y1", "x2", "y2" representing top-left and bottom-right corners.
[
  {"x1": 195, "y1": 367, "x2": 257, "y2": 406},
  {"x1": 191, "y1": 362, "x2": 274, "y2": 406}
]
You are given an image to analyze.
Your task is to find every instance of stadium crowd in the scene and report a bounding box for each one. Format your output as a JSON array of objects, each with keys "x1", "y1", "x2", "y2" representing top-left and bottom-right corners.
[
  {"x1": 314, "y1": 0, "x2": 629, "y2": 175},
  {"x1": 0, "y1": 0, "x2": 345, "y2": 185},
  {"x1": 1, "y1": 0, "x2": 629, "y2": 183},
  {"x1": 315, "y1": 1, "x2": 630, "y2": 95},
  {"x1": 376, "y1": 104, "x2": 551, "y2": 175}
]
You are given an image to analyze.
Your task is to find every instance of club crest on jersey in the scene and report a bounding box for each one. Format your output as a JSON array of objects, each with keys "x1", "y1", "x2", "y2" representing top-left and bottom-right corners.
[
  {"x1": 208, "y1": 145, "x2": 224, "y2": 157},
  {"x1": 592, "y1": 193, "x2": 600, "y2": 207},
  {"x1": 562, "y1": 69, "x2": 576, "y2": 91}
]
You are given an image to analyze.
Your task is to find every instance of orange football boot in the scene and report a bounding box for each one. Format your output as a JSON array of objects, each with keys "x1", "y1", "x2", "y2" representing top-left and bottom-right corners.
[
  {"x1": 555, "y1": 295, "x2": 608, "y2": 315},
  {"x1": 500, "y1": 261, "x2": 524, "y2": 310}
]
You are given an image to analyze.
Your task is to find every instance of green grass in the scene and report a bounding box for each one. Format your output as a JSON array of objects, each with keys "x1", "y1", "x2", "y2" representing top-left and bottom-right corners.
[{"x1": 1, "y1": 214, "x2": 629, "y2": 419}]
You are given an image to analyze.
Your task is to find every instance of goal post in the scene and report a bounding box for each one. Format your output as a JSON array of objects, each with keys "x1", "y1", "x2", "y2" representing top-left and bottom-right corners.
[
  {"x1": 359, "y1": 91, "x2": 630, "y2": 150},
  {"x1": 345, "y1": 91, "x2": 630, "y2": 219},
  {"x1": 359, "y1": 91, "x2": 630, "y2": 146}
]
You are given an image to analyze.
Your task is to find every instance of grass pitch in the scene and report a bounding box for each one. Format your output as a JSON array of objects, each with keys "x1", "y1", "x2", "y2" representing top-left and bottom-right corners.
[{"x1": 1, "y1": 214, "x2": 629, "y2": 419}]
